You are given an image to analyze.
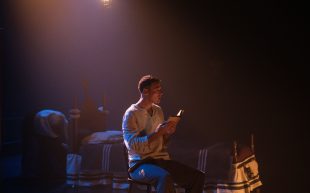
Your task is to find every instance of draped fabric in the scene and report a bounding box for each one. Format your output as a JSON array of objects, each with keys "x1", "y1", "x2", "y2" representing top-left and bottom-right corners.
[
  {"x1": 66, "y1": 131, "x2": 127, "y2": 188},
  {"x1": 66, "y1": 153, "x2": 82, "y2": 186},
  {"x1": 203, "y1": 155, "x2": 262, "y2": 193},
  {"x1": 34, "y1": 109, "x2": 68, "y2": 140},
  {"x1": 197, "y1": 143, "x2": 262, "y2": 193}
]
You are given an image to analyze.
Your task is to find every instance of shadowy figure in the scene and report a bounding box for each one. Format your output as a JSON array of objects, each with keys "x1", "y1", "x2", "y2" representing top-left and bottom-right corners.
[{"x1": 21, "y1": 109, "x2": 68, "y2": 185}]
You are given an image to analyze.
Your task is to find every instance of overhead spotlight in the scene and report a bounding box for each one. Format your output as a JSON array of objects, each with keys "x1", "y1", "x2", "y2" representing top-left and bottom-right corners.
[{"x1": 101, "y1": 0, "x2": 112, "y2": 8}]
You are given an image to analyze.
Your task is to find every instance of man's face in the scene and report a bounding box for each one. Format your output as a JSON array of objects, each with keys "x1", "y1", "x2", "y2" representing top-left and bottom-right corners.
[{"x1": 144, "y1": 82, "x2": 163, "y2": 104}]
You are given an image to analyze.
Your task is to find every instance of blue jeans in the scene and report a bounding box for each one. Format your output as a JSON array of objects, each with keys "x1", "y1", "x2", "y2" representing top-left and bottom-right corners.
[{"x1": 130, "y1": 159, "x2": 204, "y2": 193}]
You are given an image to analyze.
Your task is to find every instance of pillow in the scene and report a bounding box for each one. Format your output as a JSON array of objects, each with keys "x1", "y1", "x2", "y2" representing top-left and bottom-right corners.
[{"x1": 82, "y1": 130, "x2": 123, "y2": 144}]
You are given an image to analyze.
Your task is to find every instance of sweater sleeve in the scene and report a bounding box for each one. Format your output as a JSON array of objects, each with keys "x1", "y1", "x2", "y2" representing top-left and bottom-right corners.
[{"x1": 122, "y1": 111, "x2": 153, "y2": 154}]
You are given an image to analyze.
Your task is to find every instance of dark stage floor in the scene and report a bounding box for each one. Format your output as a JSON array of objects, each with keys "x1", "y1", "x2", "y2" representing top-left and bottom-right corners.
[{"x1": 1, "y1": 154, "x2": 150, "y2": 193}]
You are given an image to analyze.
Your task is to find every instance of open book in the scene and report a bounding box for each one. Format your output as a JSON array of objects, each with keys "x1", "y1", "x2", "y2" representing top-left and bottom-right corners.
[{"x1": 167, "y1": 109, "x2": 184, "y2": 124}]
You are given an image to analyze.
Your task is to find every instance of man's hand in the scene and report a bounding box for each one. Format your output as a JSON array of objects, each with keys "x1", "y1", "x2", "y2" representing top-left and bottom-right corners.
[
  {"x1": 148, "y1": 121, "x2": 177, "y2": 143},
  {"x1": 156, "y1": 121, "x2": 177, "y2": 135},
  {"x1": 165, "y1": 121, "x2": 177, "y2": 135}
]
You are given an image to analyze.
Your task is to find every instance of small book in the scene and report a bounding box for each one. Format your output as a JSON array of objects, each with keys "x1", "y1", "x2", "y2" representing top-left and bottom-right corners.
[{"x1": 167, "y1": 109, "x2": 184, "y2": 124}]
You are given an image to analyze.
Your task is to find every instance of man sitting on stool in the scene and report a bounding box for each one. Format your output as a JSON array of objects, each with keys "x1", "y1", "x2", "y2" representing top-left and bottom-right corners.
[{"x1": 122, "y1": 75, "x2": 204, "y2": 193}]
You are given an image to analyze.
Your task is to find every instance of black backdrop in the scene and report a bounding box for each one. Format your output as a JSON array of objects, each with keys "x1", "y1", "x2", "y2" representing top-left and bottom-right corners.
[{"x1": 1, "y1": 1, "x2": 308, "y2": 193}]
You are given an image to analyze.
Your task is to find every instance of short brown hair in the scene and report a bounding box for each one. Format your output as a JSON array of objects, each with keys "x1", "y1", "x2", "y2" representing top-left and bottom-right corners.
[{"x1": 138, "y1": 75, "x2": 161, "y2": 93}]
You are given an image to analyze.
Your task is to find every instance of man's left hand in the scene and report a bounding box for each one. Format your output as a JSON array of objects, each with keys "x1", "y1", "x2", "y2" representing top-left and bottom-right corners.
[{"x1": 165, "y1": 121, "x2": 177, "y2": 135}]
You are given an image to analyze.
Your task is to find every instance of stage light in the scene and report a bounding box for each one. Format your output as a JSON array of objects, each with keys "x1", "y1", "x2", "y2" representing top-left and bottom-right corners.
[{"x1": 101, "y1": 0, "x2": 112, "y2": 8}]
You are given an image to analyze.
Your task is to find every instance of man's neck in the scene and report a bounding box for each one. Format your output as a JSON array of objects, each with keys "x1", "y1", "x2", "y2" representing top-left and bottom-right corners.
[{"x1": 136, "y1": 98, "x2": 153, "y2": 111}]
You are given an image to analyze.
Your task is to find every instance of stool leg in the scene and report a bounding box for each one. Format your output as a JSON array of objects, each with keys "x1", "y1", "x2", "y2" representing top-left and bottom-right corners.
[
  {"x1": 146, "y1": 185, "x2": 152, "y2": 193},
  {"x1": 128, "y1": 182, "x2": 133, "y2": 193}
]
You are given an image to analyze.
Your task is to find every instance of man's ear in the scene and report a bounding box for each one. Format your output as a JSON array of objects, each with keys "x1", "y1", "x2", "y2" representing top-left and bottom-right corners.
[{"x1": 142, "y1": 88, "x2": 149, "y2": 95}]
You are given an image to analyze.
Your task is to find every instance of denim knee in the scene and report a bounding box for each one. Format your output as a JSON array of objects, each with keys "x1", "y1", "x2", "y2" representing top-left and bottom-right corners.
[{"x1": 157, "y1": 171, "x2": 173, "y2": 183}]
